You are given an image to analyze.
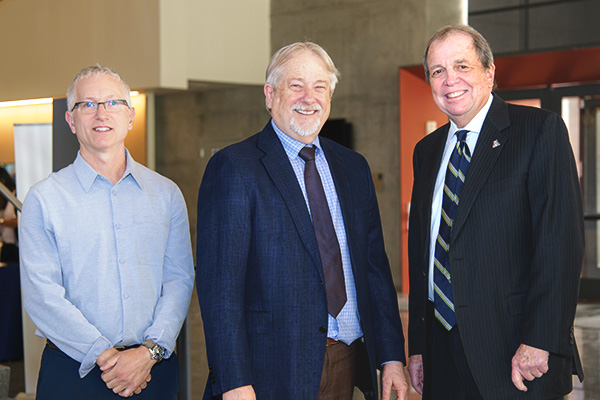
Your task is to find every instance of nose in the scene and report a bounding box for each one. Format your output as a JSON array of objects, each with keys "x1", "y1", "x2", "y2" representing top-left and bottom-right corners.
[
  {"x1": 445, "y1": 69, "x2": 460, "y2": 85},
  {"x1": 300, "y1": 87, "x2": 316, "y2": 103},
  {"x1": 94, "y1": 103, "x2": 109, "y2": 118}
]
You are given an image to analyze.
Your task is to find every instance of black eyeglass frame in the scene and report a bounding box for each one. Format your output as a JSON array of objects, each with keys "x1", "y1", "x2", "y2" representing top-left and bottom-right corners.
[{"x1": 70, "y1": 99, "x2": 130, "y2": 112}]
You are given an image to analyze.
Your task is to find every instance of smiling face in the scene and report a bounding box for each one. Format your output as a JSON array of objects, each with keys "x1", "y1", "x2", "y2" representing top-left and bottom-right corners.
[
  {"x1": 264, "y1": 51, "x2": 332, "y2": 144},
  {"x1": 427, "y1": 31, "x2": 495, "y2": 128},
  {"x1": 65, "y1": 74, "x2": 135, "y2": 160}
]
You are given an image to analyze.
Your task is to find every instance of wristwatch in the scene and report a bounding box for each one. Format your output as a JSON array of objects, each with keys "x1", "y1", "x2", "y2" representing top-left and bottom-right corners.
[{"x1": 142, "y1": 340, "x2": 165, "y2": 362}]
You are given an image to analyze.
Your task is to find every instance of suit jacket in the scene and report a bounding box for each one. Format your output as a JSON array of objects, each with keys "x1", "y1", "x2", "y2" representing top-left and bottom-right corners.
[
  {"x1": 408, "y1": 96, "x2": 584, "y2": 399},
  {"x1": 196, "y1": 121, "x2": 405, "y2": 399}
]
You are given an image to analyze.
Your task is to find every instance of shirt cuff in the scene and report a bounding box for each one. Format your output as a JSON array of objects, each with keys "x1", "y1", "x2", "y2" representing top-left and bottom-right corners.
[
  {"x1": 78, "y1": 336, "x2": 113, "y2": 378},
  {"x1": 381, "y1": 360, "x2": 403, "y2": 368}
]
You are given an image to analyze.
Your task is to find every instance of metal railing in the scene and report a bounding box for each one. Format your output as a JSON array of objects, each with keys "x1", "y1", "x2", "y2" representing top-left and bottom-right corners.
[{"x1": 0, "y1": 181, "x2": 21, "y2": 212}]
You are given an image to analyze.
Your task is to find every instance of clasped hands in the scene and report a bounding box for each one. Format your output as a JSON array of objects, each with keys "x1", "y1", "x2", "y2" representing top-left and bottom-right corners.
[
  {"x1": 408, "y1": 344, "x2": 549, "y2": 394},
  {"x1": 97, "y1": 345, "x2": 156, "y2": 397}
]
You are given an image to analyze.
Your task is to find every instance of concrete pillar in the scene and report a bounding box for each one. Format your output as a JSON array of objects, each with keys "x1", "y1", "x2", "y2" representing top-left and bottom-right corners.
[{"x1": 270, "y1": 0, "x2": 466, "y2": 288}]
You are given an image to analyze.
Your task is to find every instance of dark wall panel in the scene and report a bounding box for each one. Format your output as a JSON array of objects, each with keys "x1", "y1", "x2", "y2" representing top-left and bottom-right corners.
[{"x1": 52, "y1": 98, "x2": 79, "y2": 172}]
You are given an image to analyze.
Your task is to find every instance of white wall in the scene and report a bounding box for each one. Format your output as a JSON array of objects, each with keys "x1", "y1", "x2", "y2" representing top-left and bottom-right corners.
[{"x1": 0, "y1": 0, "x2": 270, "y2": 101}]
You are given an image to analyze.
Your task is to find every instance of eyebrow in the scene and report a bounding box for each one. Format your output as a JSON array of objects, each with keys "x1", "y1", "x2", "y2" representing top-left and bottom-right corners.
[
  {"x1": 288, "y1": 78, "x2": 329, "y2": 85},
  {"x1": 80, "y1": 95, "x2": 123, "y2": 101}
]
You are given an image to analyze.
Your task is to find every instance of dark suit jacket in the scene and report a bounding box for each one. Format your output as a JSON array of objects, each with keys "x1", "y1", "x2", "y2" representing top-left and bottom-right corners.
[
  {"x1": 196, "y1": 121, "x2": 405, "y2": 399},
  {"x1": 408, "y1": 96, "x2": 584, "y2": 399}
]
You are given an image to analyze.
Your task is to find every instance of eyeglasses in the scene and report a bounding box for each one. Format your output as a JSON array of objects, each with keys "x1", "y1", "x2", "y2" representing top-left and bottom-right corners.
[{"x1": 71, "y1": 99, "x2": 129, "y2": 113}]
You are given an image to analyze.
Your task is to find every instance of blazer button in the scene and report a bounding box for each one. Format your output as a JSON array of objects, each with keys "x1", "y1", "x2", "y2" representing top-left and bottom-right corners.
[
  {"x1": 319, "y1": 326, "x2": 327, "y2": 333},
  {"x1": 422, "y1": 271, "x2": 426, "y2": 277},
  {"x1": 570, "y1": 328, "x2": 575, "y2": 343}
]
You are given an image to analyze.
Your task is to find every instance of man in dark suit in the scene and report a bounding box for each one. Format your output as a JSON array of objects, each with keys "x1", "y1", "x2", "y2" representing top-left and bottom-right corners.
[
  {"x1": 196, "y1": 42, "x2": 408, "y2": 400},
  {"x1": 407, "y1": 25, "x2": 584, "y2": 399}
]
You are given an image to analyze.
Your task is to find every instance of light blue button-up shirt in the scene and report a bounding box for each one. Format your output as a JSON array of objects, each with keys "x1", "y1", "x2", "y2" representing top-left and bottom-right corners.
[
  {"x1": 20, "y1": 150, "x2": 195, "y2": 377},
  {"x1": 272, "y1": 120, "x2": 363, "y2": 345}
]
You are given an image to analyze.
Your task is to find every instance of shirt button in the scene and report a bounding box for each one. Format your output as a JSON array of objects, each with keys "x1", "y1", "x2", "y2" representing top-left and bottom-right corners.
[
  {"x1": 123, "y1": 293, "x2": 129, "y2": 299},
  {"x1": 115, "y1": 224, "x2": 121, "y2": 229},
  {"x1": 119, "y1": 259, "x2": 125, "y2": 264}
]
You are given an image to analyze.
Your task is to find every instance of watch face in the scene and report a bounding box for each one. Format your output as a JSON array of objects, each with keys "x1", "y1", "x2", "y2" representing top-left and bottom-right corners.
[
  {"x1": 143, "y1": 340, "x2": 165, "y2": 361},
  {"x1": 152, "y1": 344, "x2": 165, "y2": 361}
]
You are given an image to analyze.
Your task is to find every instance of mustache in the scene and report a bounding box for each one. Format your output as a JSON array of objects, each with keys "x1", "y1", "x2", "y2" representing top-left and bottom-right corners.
[{"x1": 291, "y1": 103, "x2": 322, "y2": 112}]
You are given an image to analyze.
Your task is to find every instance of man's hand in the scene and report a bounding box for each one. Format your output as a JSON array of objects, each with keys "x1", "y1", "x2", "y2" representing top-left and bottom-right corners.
[
  {"x1": 511, "y1": 344, "x2": 549, "y2": 392},
  {"x1": 381, "y1": 361, "x2": 408, "y2": 400},
  {"x1": 98, "y1": 346, "x2": 155, "y2": 397},
  {"x1": 407, "y1": 354, "x2": 424, "y2": 395},
  {"x1": 222, "y1": 385, "x2": 256, "y2": 400}
]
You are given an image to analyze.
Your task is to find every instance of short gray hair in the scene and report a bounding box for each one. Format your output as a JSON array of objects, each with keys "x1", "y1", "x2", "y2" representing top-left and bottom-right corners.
[
  {"x1": 266, "y1": 42, "x2": 341, "y2": 91},
  {"x1": 423, "y1": 24, "x2": 494, "y2": 84},
  {"x1": 66, "y1": 64, "x2": 131, "y2": 111}
]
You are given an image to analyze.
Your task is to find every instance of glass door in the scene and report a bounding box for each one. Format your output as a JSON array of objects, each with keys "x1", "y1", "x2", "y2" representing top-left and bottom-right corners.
[{"x1": 498, "y1": 84, "x2": 600, "y2": 299}]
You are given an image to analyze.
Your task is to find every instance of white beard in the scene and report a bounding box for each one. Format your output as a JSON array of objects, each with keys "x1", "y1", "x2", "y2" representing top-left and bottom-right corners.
[
  {"x1": 290, "y1": 115, "x2": 321, "y2": 137},
  {"x1": 289, "y1": 104, "x2": 322, "y2": 137}
]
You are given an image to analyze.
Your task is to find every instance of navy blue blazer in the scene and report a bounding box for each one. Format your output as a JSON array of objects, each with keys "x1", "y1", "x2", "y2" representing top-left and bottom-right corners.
[
  {"x1": 196, "y1": 121, "x2": 405, "y2": 399},
  {"x1": 408, "y1": 96, "x2": 584, "y2": 399}
]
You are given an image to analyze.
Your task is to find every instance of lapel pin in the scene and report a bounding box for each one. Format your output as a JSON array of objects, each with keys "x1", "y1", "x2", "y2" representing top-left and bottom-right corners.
[{"x1": 492, "y1": 140, "x2": 501, "y2": 148}]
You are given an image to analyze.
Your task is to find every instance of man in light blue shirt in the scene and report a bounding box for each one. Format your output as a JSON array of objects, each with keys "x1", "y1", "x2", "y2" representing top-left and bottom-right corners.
[{"x1": 20, "y1": 65, "x2": 194, "y2": 399}]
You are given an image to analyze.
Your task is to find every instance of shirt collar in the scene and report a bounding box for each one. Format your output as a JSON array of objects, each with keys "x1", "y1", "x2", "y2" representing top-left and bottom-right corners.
[
  {"x1": 271, "y1": 119, "x2": 322, "y2": 159},
  {"x1": 74, "y1": 148, "x2": 142, "y2": 192},
  {"x1": 449, "y1": 93, "x2": 494, "y2": 136}
]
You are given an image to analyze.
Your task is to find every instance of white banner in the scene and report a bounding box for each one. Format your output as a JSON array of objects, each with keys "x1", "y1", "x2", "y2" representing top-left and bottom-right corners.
[
  {"x1": 14, "y1": 123, "x2": 52, "y2": 202},
  {"x1": 13, "y1": 122, "x2": 52, "y2": 394}
]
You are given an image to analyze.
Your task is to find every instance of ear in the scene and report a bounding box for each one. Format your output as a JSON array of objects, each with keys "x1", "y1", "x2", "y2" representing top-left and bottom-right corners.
[
  {"x1": 128, "y1": 107, "x2": 136, "y2": 130},
  {"x1": 486, "y1": 63, "x2": 496, "y2": 88},
  {"x1": 65, "y1": 111, "x2": 77, "y2": 135},
  {"x1": 264, "y1": 84, "x2": 274, "y2": 110}
]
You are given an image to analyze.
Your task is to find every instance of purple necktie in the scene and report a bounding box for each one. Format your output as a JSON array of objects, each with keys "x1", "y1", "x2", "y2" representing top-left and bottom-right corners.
[{"x1": 299, "y1": 146, "x2": 347, "y2": 317}]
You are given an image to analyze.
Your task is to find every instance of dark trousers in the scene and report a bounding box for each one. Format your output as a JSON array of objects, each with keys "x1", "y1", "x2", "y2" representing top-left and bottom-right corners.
[
  {"x1": 423, "y1": 320, "x2": 483, "y2": 400},
  {"x1": 36, "y1": 344, "x2": 179, "y2": 400}
]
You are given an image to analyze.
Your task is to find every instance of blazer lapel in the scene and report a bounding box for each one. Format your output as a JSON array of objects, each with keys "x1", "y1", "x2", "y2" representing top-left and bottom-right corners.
[
  {"x1": 451, "y1": 96, "x2": 510, "y2": 240},
  {"x1": 257, "y1": 124, "x2": 324, "y2": 277}
]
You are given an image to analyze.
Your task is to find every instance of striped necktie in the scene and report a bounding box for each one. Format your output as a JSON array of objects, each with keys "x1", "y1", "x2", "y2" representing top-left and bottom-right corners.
[{"x1": 434, "y1": 129, "x2": 471, "y2": 330}]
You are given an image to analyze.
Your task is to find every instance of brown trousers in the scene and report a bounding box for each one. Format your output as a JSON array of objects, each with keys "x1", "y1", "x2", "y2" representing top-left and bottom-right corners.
[{"x1": 318, "y1": 340, "x2": 359, "y2": 400}]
